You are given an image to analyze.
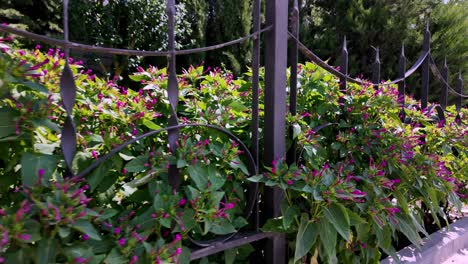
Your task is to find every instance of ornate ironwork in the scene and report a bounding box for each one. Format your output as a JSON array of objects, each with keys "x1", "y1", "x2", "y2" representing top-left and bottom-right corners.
[{"x1": 0, "y1": 0, "x2": 465, "y2": 262}]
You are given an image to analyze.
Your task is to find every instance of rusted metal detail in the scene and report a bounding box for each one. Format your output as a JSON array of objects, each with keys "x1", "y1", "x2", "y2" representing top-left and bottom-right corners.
[
  {"x1": 0, "y1": 24, "x2": 271, "y2": 57},
  {"x1": 372, "y1": 46, "x2": 381, "y2": 90},
  {"x1": 287, "y1": 0, "x2": 299, "y2": 165},
  {"x1": 421, "y1": 21, "x2": 431, "y2": 110},
  {"x1": 264, "y1": 0, "x2": 289, "y2": 262},
  {"x1": 340, "y1": 36, "x2": 349, "y2": 94}
]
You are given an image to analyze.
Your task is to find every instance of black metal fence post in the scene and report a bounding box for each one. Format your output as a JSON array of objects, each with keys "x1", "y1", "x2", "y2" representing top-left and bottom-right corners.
[
  {"x1": 440, "y1": 58, "x2": 449, "y2": 110},
  {"x1": 421, "y1": 22, "x2": 431, "y2": 110},
  {"x1": 398, "y1": 45, "x2": 406, "y2": 120},
  {"x1": 287, "y1": 0, "x2": 299, "y2": 165},
  {"x1": 264, "y1": 0, "x2": 289, "y2": 263},
  {"x1": 166, "y1": 0, "x2": 180, "y2": 190},
  {"x1": 455, "y1": 71, "x2": 463, "y2": 124},
  {"x1": 372, "y1": 47, "x2": 381, "y2": 90},
  {"x1": 60, "y1": 0, "x2": 78, "y2": 177},
  {"x1": 339, "y1": 36, "x2": 348, "y2": 96}
]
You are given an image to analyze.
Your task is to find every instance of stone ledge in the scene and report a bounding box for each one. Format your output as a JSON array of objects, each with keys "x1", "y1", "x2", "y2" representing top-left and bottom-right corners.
[{"x1": 381, "y1": 217, "x2": 468, "y2": 264}]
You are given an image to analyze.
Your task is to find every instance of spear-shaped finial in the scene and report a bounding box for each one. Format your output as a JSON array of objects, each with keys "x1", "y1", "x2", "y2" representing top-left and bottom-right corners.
[{"x1": 342, "y1": 35, "x2": 347, "y2": 51}]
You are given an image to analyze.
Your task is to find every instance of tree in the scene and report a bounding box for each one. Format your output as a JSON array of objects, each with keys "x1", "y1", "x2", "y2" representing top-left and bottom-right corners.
[
  {"x1": 298, "y1": 0, "x2": 440, "y2": 79},
  {"x1": 204, "y1": 0, "x2": 253, "y2": 74},
  {"x1": 429, "y1": 0, "x2": 468, "y2": 103}
]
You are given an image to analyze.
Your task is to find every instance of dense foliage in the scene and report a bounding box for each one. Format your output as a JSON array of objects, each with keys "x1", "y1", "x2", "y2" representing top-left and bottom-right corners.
[{"x1": 0, "y1": 37, "x2": 467, "y2": 264}]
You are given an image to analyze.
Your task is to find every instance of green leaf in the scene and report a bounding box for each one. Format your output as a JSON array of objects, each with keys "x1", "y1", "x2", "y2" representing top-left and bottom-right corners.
[
  {"x1": 97, "y1": 208, "x2": 119, "y2": 220},
  {"x1": 294, "y1": 214, "x2": 318, "y2": 263},
  {"x1": 124, "y1": 155, "x2": 148, "y2": 173},
  {"x1": 347, "y1": 210, "x2": 366, "y2": 226},
  {"x1": 177, "y1": 159, "x2": 188, "y2": 168},
  {"x1": 319, "y1": 217, "x2": 337, "y2": 263},
  {"x1": 395, "y1": 216, "x2": 423, "y2": 247},
  {"x1": 19, "y1": 80, "x2": 49, "y2": 93},
  {"x1": 281, "y1": 203, "x2": 299, "y2": 230},
  {"x1": 31, "y1": 118, "x2": 61, "y2": 133},
  {"x1": 210, "y1": 191, "x2": 225, "y2": 207},
  {"x1": 103, "y1": 248, "x2": 126, "y2": 264},
  {"x1": 23, "y1": 219, "x2": 41, "y2": 242},
  {"x1": 208, "y1": 165, "x2": 226, "y2": 191},
  {"x1": 229, "y1": 157, "x2": 249, "y2": 175},
  {"x1": 142, "y1": 119, "x2": 162, "y2": 130},
  {"x1": 58, "y1": 227, "x2": 71, "y2": 238},
  {"x1": 225, "y1": 248, "x2": 237, "y2": 264},
  {"x1": 88, "y1": 157, "x2": 120, "y2": 191},
  {"x1": 72, "y1": 220, "x2": 101, "y2": 241},
  {"x1": 118, "y1": 153, "x2": 135, "y2": 161},
  {"x1": 179, "y1": 247, "x2": 191, "y2": 264},
  {"x1": 210, "y1": 221, "x2": 237, "y2": 235},
  {"x1": 229, "y1": 101, "x2": 248, "y2": 112},
  {"x1": 247, "y1": 175, "x2": 264, "y2": 182},
  {"x1": 323, "y1": 203, "x2": 350, "y2": 240},
  {"x1": 187, "y1": 165, "x2": 208, "y2": 190},
  {"x1": 261, "y1": 218, "x2": 285, "y2": 232},
  {"x1": 37, "y1": 238, "x2": 57, "y2": 264},
  {"x1": 292, "y1": 123, "x2": 301, "y2": 139},
  {"x1": 20, "y1": 152, "x2": 59, "y2": 186}
]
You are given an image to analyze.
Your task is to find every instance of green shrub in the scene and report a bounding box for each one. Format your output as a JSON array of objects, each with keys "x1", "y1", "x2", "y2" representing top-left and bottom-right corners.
[{"x1": 0, "y1": 38, "x2": 466, "y2": 263}]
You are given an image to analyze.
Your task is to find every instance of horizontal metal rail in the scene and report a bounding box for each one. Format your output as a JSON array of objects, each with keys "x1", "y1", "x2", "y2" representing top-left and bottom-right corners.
[
  {"x1": 0, "y1": 24, "x2": 272, "y2": 57},
  {"x1": 190, "y1": 231, "x2": 277, "y2": 260},
  {"x1": 288, "y1": 31, "x2": 430, "y2": 88}
]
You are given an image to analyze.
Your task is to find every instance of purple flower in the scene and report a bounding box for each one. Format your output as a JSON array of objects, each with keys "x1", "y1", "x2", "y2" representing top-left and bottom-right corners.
[
  {"x1": 114, "y1": 227, "x2": 121, "y2": 235},
  {"x1": 17, "y1": 234, "x2": 31, "y2": 241},
  {"x1": 82, "y1": 234, "x2": 90, "y2": 241},
  {"x1": 129, "y1": 255, "x2": 138, "y2": 264},
  {"x1": 224, "y1": 203, "x2": 236, "y2": 210},
  {"x1": 74, "y1": 257, "x2": 87, "y2": 263},
  {"x1": 385, "y1": 207, "x2": 400, "y2": 216},
  {"x1": 178, "y1": 198, "x2": 187, "y2": 206},
  {"x1": 287, "y1": 179, "x2": 293, "y2": 185},
  {"x1": 118, "y1": 238, "x2": 126, "y2": 247},
  {"x1": 351, "y1": 190, "x2": 367, "y2": 197}
]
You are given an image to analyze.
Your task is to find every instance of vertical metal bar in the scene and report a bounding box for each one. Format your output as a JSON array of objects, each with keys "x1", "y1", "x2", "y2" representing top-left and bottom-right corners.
[
  {"x1": 166, "y1": 0, "x2": 180, "y2": 190},
  {"x1": 339, "y1": 36, "x2": 348, "y2": 95},
  {"x1": 264, "y1": 0, "x2": 288, "y2": 263},
  {"x1": 60, "y1": 0, "x2": 77, "y2": 176},
  {"x1": 421, "y1": 21, "x2": 431, "y2": 110},
  {"x1": 440, "y1": 58, "x2": 448, "y2": 110},
  {"x1": 251, "y1": 0, "x2": 261, "y2": 233},
  {"x1": 398, "y1": 45, "x2": 406, "y2": 121},
  {"x1": 287, "y1": 0, "x2": 299, "y2": 165},
  {"x1": 372, "y1": 47, "x2": 381, "y2": 90},
  {"x1": 455, "y1": 71, "x2": 463, "y2": 124}
]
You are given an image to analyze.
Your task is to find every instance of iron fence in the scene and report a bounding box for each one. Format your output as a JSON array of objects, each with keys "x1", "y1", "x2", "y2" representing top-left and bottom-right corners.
[{"x1": 0, "y1": 0, "x2": 466, "y2": 263}]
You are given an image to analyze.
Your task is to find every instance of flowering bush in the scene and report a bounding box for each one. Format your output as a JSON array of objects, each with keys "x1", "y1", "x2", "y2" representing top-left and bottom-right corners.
[
  {"x1": 0, "y1": 39, "x2": 254, "y2": 263},
  {"x1": 0, "y1": 37, "x2": 466, "y2": 264},
  {"x1": 250, "y1": 63, "x2": 467, "y2": 263}
]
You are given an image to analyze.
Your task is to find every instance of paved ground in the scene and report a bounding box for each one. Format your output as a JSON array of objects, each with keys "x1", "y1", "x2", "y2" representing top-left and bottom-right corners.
[{"x1": 442, "y1": 248, "x2": 468, "y2": 264}]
